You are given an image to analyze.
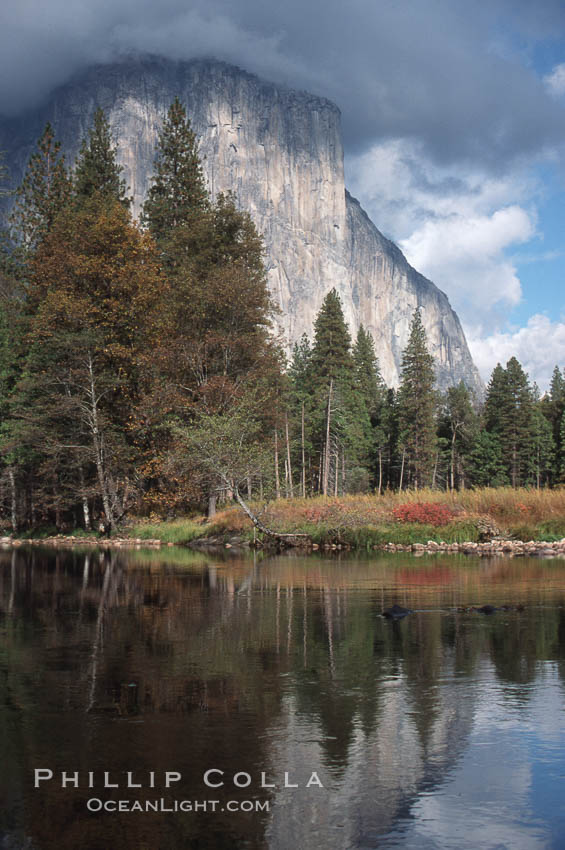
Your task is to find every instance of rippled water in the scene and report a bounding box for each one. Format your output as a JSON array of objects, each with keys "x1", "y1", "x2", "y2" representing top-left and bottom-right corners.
[{"x1": 1, "y1": 546, "x2": 565, "y2": 849}]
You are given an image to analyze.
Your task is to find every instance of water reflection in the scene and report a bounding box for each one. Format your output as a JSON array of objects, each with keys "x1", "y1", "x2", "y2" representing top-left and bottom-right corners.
[{"x1": 1, "y1": 547, "x2": 565, "y2": 849}]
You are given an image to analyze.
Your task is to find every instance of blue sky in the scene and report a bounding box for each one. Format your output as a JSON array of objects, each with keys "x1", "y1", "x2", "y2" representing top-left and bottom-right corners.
[
  {"x1": 1, "y1": 0, "x2": 565, "y2": 388},
  {"x1": 513, "y1": 167, "x2": 564, "y2": 324}
]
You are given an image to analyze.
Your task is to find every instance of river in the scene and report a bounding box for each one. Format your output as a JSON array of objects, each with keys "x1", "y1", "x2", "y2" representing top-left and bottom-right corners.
[{"x1": 1, "y1": 546, "x2": 565, "y2": 849}]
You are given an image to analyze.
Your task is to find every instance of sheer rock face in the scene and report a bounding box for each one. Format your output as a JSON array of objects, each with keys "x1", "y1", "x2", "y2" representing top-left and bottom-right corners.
[{"x1": 0, "y1": 56, "x2": 482, "y2": 393}]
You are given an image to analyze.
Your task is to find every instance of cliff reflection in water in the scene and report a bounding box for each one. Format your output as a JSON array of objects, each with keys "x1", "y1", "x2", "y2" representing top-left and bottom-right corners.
[{"x1": 1, "y1": 547, "x2": 565, "y2": 849}]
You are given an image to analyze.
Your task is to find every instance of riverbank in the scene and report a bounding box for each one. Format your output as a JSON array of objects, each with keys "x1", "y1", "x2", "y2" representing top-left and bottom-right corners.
[
  {"x1": 6, "y1": 488, "x2": 565, "y2": 555},
  {"x1": 2, "y1": 534, "x2": 565, "y2": 557},
  {"x1": 126, "y1": 488, "x2": 565, "y2": 550}
]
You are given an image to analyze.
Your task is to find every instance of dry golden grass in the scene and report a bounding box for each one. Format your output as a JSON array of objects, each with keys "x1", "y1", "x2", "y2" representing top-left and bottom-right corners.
[
  {"x1": 130, "y1": 488, "x2": 565, "y2": 546},
  {"x1": 242, "y1": 488, "x2": 565, "y2": 528}
]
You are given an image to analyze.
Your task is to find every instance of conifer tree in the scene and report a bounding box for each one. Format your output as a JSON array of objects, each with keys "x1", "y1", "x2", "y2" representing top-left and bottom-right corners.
[
  {"x1": 353, "y1": 325, "x2": 385, "y2": 416},
  {"x1": 20, "y1": 198, "x2": 167, "y2": 531},
  {"x1": 142, "y1": 97, "x2": 208, "y2": 246},
  {"x1": 289, "y1": 334, "x2": 313, "y2": 397},
  {"x1": 288, "y1": 335, "x2": 315, "y2": 495},
  {"x1": 440, "y1": 382, "x2": 478, "y2": 490},
  {"x1": 484, "y1": 363, "x2": 508, "y2": 433},
  {"x1": 560, "y1": 410, "x2": 565, "y2": 481},
  {"x1": 311, "y1": 289, "x2": 353, "y2": 380},
  {"x1": 542, "y1": 365, "x2": 565, "y2": 480},
  {"x1": 139, "y1": 103, "x2": 281, "y2": 510},
  {"x1": 309, "y1": 290, "x2": 356, "y2": 493},
  {"x1": 353, "y1": 325, "x2": 388, "y2": 491},
  {"x1": 530, "y1": 401, "x2": 554, "y2": 488},
  {"x1": 466, "y1": 431, "x2": 507, "y2": 487},
  {"x1": 11, "y1": 107, "x2": 167, "y2": 530},
  {"x1": 485, "y1": 357, "x2": 535, "y2": 486},
  {"x1": 550, "y1": 365, "x2": 565, "y2": 403},
  {"x1": 74, "y1": 108, "x2": 128, "y2": 205},
  {"x1": 397, "y1": 309, "x2": 437, "y2": 489},
  {"x1": 381, "y1": 387, "x2": 400, "y2": 490},
  {"x1": 10, "y1": 123, "x2": 71, "y2": 257}
]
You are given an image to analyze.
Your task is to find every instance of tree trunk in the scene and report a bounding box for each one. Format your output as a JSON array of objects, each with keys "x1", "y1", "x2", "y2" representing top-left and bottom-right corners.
[
  {"x1": 231, "y1": 484, "x2": 308, "y2": 545},
  {"x1": 87, "y1": 353, "x2": 115, "y2": 533},
  {"x1": 285, "y1": 411, "x2": 293, "y2": 498},
  {"x1": 8, "y1": 467, "x2": 16, "y2": 534},
  {"x1": 79, "y1": 466, "x2": 91, "y2": 531},
  {"x1": 30, "y1": 482, "x2": 36, "y2": 528},
  {"x1": 208, "y1": 492, "x2": 217, "y2": 518},
  {"x1": 274, "y1": 428, "x2": 281, "y2": 500},
  {"x1": 301, "y1": 401, "x2": 306, "y2": 498},
  {"x1": 399, "y1": 448, "x2": 405, "y2": 492},
  {"x1": 323, "y1": 380, "x2": 333, "y2": 497},
  {"x1": 334, "y1": 450, "x2": 339, "y2": 496},
  {"x1": 432, "y1": 451, "x2": 439, "y2": 489},
  {"x1": 378, "y1": 448, "x2": 383, "y2": 496}
]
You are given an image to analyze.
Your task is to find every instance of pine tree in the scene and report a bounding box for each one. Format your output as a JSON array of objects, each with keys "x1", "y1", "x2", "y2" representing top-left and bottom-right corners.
[
  {"x1": 467, "y1": 431, "x2": 508, "y2": 487},
  {"x1": 311, "y1": 289, "x2": 353, "y2": 380},
  {"x1": 397, "y1": 309, "x2": 437, "y2": 489},
  {"x1": 0, "y1": 294, "x2": 27, "y2": 531},
  {"x1": 484, "y1": 364, "x2": 508, "y2": 432},
  {"x1": 353, "y1": 325, "x2": 388, "y2": 492},
  {"x1": 0, "y1": 152, "x2": 15, "y2": 283},
  {"x1": 19, "y1": 192, "x2": 167, "y2": 531},
  {"x1": 560, "y1": 410, "x2": 565, "y2": 481},
  {"x1": 381, "y1": 387, "x2": 400, "y2": 490},
  {"x1": 309, "y1": 290, "x2": 359, "y2": 493},
  {"x1": 10, "y1": 123, "x2": 71, "y2": 257},
  {"x1": 142, "y1": 97, "x2": 208, "y2": 247},
  {"x1": 550, "y1": 366, "x2": 565, "y2": 403},
  {"x1": 288, "y1": 335, "x2": 314, "y2": 496},
  {"x1": 139, "y1": 112, "x2": 281, "y2": 510},
  {"x1": 542, "y1": 365, "x2": 565, "y2": 481},
  {"x1": 440, "y1": 382, "x2": 478, "y2": 490},
  {"x1": 353, "y1": 325, "x2": 385, "y2": 416},
  {"x1": 289, "y1": 335, "x2": 313, "y2": 396},
  {"x1": 530, "y1": 402, "x2": 554, "y2": 488},
  {"x1": 156, "y1": 191, "x2": 277, "y2": 401},
  {"x1": 485, "y1": 357, "x2": 535, "y2": 486},
  {"x1": 74, "y1": 108, "x2": 128, "y2": 205}
]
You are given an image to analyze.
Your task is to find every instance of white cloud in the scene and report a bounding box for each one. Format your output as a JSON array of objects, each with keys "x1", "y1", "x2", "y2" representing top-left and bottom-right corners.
[
  {"x1": 400, "y1": 206, "x2": 534, "y2": 317},
  {"x1": 345, "y1": 139, "x2": 565, "y2": 389},
  {"x1": 544, "y1": 63, "x2": 565, "y2": 97},
  {"x1": 468, "y1": 314, "x2": 565, "y2": 389},
  {"x1": 345, "y1": 140, "x2": 538, "y2": 331}
]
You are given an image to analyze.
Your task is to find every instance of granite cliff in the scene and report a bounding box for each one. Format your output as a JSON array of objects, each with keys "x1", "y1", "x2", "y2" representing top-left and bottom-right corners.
[{"x1": 0, "y1": 56, "x2": 482, "y2": 393}]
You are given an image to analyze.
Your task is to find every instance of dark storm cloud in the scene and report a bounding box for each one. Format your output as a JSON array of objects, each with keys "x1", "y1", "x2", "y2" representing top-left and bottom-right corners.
[{"x1": 2, "y1": 0, "x2": 565, "y2": 167}]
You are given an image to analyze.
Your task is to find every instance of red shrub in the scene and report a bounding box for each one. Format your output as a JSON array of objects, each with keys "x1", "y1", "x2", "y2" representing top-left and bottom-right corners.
[{"x1": 392, "y1": 502, "x2": 455, "y2": 527}]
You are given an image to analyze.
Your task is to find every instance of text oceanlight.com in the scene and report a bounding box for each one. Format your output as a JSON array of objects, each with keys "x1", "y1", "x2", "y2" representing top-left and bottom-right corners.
[{"x1": 86, "y1": 798, "x2": 270, "y2": 814}]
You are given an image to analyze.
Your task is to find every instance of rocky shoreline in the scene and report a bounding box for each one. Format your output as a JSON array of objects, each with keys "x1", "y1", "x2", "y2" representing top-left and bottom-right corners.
[
  {"x1": 0, "y1": 535, "x2": 168, "y2": 549},
  {"x1": 2, "y1": 534, "x2": 565, "y2": 557},
  {"x1": 373, "y1": 539, "x2": 565, "y2": 556}
]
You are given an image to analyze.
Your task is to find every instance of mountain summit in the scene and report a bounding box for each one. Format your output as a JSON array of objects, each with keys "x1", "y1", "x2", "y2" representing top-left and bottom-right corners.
[{"x1": 0, "y1": 56, "x2": 482, "y2": 393}]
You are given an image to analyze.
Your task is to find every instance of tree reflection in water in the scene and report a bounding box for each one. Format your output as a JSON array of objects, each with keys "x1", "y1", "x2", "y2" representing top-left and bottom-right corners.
[{"x1": 1, "y1": 547, "x2": 565, "y2": 849}]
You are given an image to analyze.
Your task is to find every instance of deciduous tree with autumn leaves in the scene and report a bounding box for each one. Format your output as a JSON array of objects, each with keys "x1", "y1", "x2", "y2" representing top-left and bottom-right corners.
[
  {"x1": 0, "y1": 103, "x2": 281, "y2": 530},
  {"x1": 0, "y1": 101, "x2": 562, "y2": 534}
]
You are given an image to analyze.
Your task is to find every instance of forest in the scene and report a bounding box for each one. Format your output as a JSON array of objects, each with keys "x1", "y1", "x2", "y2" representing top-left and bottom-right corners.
[{"x1": 0, "y1": 100, "x2": 563, "y2": 535}]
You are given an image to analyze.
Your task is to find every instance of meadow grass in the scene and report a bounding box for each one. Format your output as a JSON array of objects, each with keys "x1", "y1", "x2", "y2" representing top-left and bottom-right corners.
[{"x1": 125, "y1": 488, "x2": 565, "y2": 547}]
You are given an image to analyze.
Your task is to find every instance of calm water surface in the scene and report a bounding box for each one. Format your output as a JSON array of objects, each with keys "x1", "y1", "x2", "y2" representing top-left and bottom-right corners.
[{"x1": 1, "y1": 546, "x2": 565, "y2": 849}]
